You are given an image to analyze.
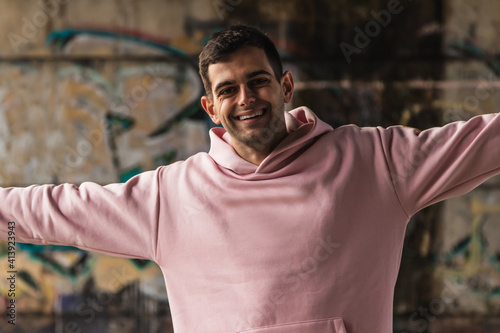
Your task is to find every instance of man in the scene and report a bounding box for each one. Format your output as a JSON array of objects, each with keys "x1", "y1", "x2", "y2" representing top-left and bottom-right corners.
[
  {"x1": 1, "y1": 25, "x2": 500, "y2": 332},
  {"x1": 199, "y1": 25, "x2": 293, "y2": 166}
]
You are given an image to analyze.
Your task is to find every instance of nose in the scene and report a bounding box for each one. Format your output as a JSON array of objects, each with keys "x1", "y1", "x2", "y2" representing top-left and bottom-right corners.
[{"x1": 237, "y1": 85, "x2": 255, "y2": 107}]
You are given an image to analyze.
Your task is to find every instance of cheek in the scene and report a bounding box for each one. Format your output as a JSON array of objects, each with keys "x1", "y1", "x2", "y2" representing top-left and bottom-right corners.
[
  {"x1": 260, "y1": 86, "x2": 282, "y2": 101},
  {"x1": 219, "y1": 99, "x2": 235, "y2": 117}
]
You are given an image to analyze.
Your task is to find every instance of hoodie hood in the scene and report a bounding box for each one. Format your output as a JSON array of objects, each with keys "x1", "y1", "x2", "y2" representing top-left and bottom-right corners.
[{"x1": 208, "y1": 106, "x2": 333, "y2": 177}]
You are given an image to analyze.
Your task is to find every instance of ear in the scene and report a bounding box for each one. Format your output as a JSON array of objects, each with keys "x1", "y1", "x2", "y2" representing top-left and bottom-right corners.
[
  {"x1": 280, "y1": 71, "x2": 294, "y2": 104},
  {"x1": 201, "y1": 95, "x2": 220, "y2": 124}
]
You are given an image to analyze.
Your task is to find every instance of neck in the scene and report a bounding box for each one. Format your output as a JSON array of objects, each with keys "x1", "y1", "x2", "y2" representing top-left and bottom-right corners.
[
  {"x1": 232, "y1": 130, "x2": 288, "y2": 166},
  {"x1": 233, "y1": 145, "x2": 272, "y2": 166}
]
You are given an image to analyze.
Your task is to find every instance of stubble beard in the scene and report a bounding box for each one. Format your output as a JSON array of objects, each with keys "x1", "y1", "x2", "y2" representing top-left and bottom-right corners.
[{"x1": 231, "y1": 104, "x2": 288, "y2": 154}]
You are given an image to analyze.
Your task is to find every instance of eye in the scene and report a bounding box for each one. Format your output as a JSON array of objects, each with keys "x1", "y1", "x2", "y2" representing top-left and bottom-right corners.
[
  {"x1": 250, "y1": 78, "x2": 270, "y2": 86},
  {"x1": 218, "y1": 87, "x2": 237, "y2": 97}
]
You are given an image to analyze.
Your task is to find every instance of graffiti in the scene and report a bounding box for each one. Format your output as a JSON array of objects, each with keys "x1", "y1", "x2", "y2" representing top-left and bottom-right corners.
[
  {"x1": 434, "y1": 191, "x2": 500, "y2": 313},
  {"x1": 447, "y1": 39, "x2": 500, "y2": 76},
  {"x1": 46, "y1": 26, "x2": 188, "y2": 57},
  {"x1": 45, "y1": 28, "x2": 207, "y2": 181}
]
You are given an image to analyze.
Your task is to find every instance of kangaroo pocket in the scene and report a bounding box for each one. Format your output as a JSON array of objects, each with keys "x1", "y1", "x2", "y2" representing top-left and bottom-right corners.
[{"x1": 236, "y1": 317, "x2": 346, "y2": 333}]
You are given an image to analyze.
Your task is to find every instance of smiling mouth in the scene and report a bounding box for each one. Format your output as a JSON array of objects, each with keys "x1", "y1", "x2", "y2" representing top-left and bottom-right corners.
[{"x1": 237, "y1": 108, "x2": 266, "y2": 121}]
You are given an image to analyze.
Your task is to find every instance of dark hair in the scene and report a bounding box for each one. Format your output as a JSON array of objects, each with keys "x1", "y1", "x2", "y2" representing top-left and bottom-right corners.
[{"x1": 199, "y1": 25, "x2": 283, "y2": 97}]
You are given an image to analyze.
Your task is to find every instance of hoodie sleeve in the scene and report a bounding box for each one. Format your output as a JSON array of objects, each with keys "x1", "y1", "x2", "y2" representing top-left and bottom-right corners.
[
  {"x1": 379, "y1": 112, "x2": 500, "y2": 217},
  {"x1": 0, "y1": 168, "x2": 161, "y2": 261}
]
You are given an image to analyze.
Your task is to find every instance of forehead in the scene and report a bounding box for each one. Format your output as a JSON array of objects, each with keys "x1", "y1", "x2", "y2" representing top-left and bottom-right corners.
[{"x1": 208, "y1": 46, "x2": 274, "y2": 86}]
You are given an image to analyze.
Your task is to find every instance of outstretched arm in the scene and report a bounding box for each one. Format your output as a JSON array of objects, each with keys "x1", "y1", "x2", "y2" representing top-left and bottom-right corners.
[
  {"x1": 0, "y1": 168, "x2": 162, "y2": 261},
  {"x1": 380, "y1": 112, "x2": 500, "y2": 217}
]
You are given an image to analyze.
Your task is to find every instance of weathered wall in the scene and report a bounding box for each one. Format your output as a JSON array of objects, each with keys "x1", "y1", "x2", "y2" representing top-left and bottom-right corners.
[{"x1": 0, "y1": 0, "x2": 498, "y2": 332}]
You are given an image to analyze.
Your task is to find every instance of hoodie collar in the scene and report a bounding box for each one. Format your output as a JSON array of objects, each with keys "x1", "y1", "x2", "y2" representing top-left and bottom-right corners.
[{"x1": 208, "y1": 106, "x2": 333, "y2": 176}]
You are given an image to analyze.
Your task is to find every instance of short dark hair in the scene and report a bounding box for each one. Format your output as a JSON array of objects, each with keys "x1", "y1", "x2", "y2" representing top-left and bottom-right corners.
[{"x1": 199, "y1": 25, "x2": 283, "y2": 97}]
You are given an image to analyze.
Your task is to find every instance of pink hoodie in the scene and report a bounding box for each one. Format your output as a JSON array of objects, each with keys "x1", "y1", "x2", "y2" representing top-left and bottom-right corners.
[{"x1": 1, "y1": 107, "x2": 500, "y2": 332}]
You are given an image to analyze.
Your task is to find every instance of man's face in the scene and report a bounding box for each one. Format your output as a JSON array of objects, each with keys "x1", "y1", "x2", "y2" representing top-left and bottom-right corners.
[{"x1": 201, "y1": 46, "x2": 294, "y2": 156}]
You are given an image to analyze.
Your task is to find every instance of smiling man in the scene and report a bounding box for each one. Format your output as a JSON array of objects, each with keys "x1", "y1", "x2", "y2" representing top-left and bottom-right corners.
[
  {"x1": 0, "y1": 25, "x2": 500, "y2": 333},
  {"x1": 199, "y1": 30, "x2": 293, "y2": 165}
]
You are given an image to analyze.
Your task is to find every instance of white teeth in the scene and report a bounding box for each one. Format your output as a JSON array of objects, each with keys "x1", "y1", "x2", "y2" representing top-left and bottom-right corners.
[{"x1": 239, "y1": 110, "x2": 264, "y2": 120}]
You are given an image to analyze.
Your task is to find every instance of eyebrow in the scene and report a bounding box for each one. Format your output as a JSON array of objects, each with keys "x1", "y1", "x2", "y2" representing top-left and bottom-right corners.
[
  {"x1": 213, "y1": 70, "x2": 274, "y2": 95},
  {"x1": 247, "y1": 70, "x2": 273, "y2": 79}
]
